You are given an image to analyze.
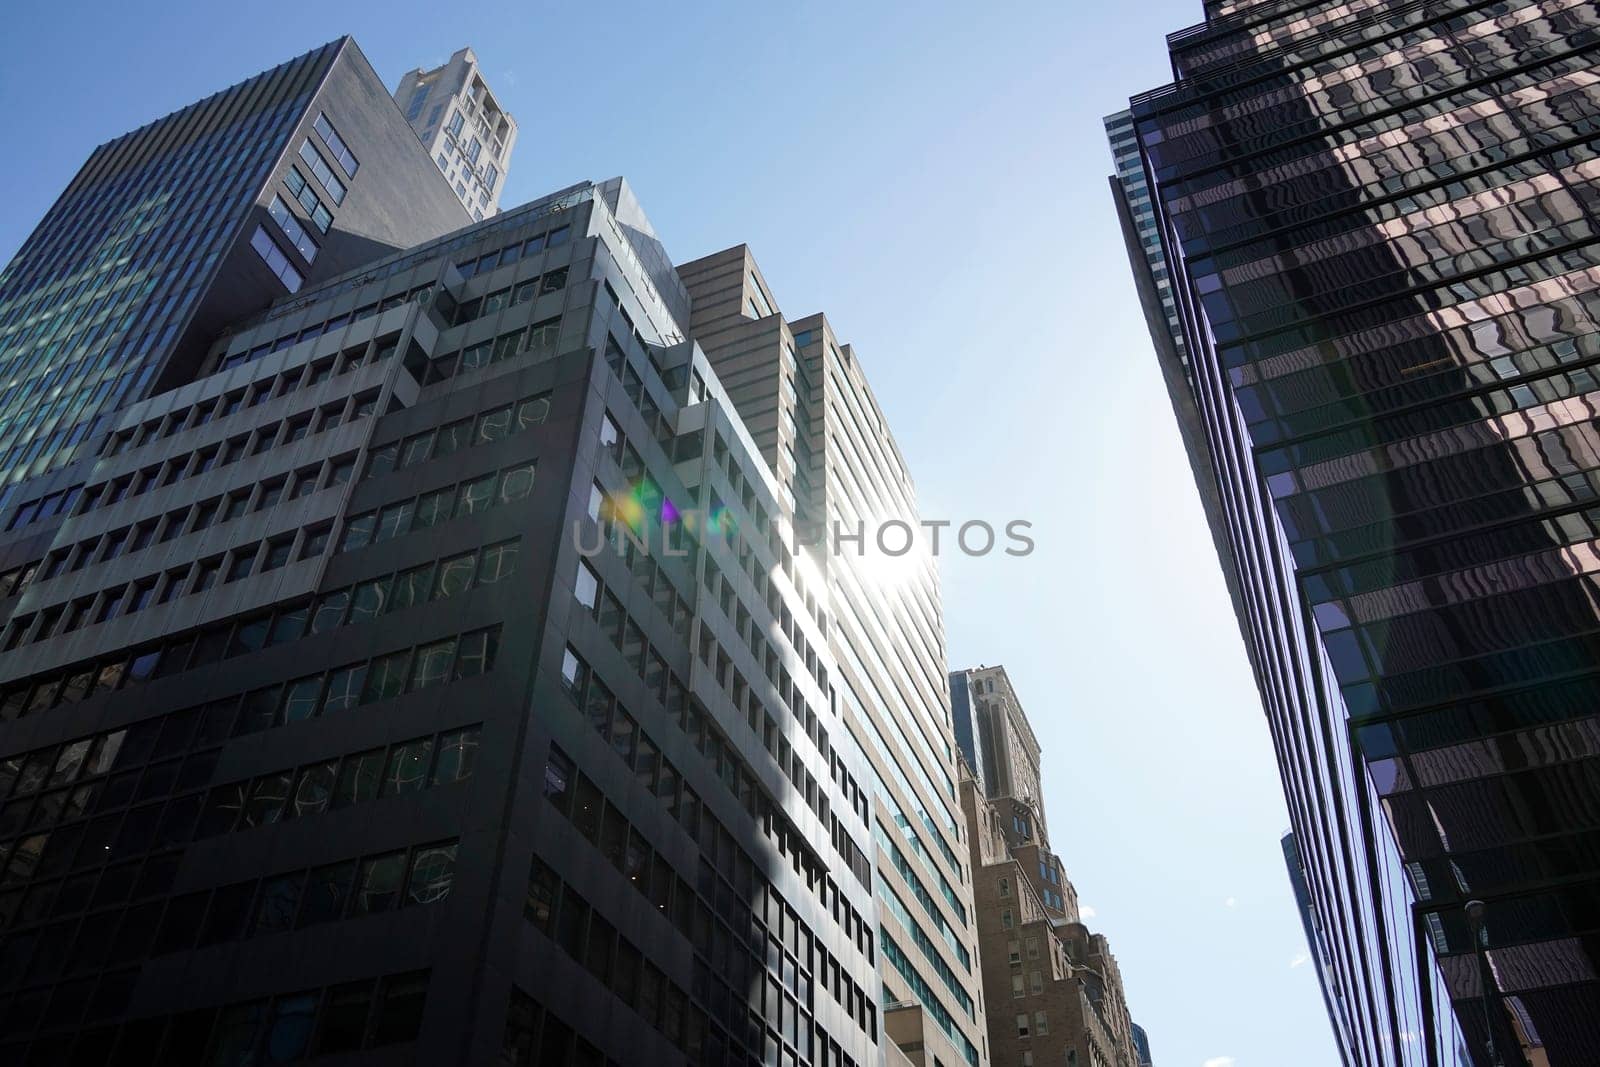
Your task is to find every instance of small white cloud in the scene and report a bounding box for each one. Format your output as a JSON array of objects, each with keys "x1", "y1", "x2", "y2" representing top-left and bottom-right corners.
[
  {"x1": 1079, "y1": 904, "x2": 1097, "y2": 919},
  {"x1": 1290, "y1": 952, "x2": 1311, "y2": 969},
  {"x1": 1203, "y1": 1058, "x2": 1236, "y2": 1067},
  {"x1": 1224, "y1": 896, "x2": 1237, "y2": 908}
]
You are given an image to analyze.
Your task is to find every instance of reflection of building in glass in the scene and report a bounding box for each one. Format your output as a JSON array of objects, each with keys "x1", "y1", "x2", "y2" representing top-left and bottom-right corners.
[
  {"x1": 955, "y1": 664, "x2": 1143, "y2": 1067},
  {"x1": 1113, "y1": 2, "x2": 1600, "y2": 1063}
]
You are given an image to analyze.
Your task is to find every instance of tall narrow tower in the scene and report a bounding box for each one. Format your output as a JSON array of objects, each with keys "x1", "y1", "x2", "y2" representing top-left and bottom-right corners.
[{"x1": 393, "y1": 48, "x2": 518, "y2": 221}]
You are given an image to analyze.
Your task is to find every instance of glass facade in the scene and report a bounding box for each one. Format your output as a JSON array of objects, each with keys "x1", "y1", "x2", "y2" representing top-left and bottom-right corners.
[
  {"x1": 0, "y1": 42, "x2": 340, "y2": 500},
  {"x1": 1117, "y1": 2, "x2": 1600, "y2": 1064}
]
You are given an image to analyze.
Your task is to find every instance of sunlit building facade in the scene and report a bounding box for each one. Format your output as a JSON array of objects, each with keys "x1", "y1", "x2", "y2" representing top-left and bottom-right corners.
[
  {"x1": 1115, "y1": 1, "x2": 1600, "y2": 1064},
  {"x1": 679, "y1": 248, "x2": 987, "y2": 1066}
]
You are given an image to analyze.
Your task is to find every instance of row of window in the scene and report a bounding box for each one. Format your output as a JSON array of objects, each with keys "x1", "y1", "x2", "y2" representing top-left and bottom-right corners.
[
  {"x1": 879, "y1": 929, "x2": 979, "y2": 1066},
  {"x1": 225, "y1": 290, "x2": 429, "y2": 369},
  {"x1": 0, "y1": 723, "x2": 476, "y2": 895},
  {"x1": 502, "y1": 986, "x2": 623, "y2": 1067},
  {"x1": 140, "y1": 838, "x2": 457, "y2": 971},
  {"x1": 423, "y1": 314, "x2": 563, "y2": 385},
  {"x1": 4, "y1": 482, "x2": 84, "y2": 533},
  {"x1": 338, "y1": 460, "x2": 537, "y2": 554},
  {"x1": 112, "y1": 334, "x2": 393, "y2": 456},
  {"x1": 0, "y1": 966, "x2": 428, "y2": 1065},
  {"x1": 363, "y1": 391, "x2": 552, "y2": 482},
  {"x1": 878, "y1": 881, "x2": 972, "y2": 1015},
  {"x1": 282, "y1": 165, "x2": 332, "y2": 233},
  {"x1": 554, "y1": 646, "x2": 877, "y2": 1023},
  {"x1": 454, "y1": 223, "x2": 571, "y2": 279},
  {"x1": 266, "y1": 195, "x2": 318, "y2": 264},
  {"x1": 312, "y1": 113, "x2": 359, "y2": 179},
  {"x1": 297, "y1": 138, "x2": 346, "y2": 205},
  {"x1": 4, "y1": 519, "x2": 336, "y2": 655},
  {"x1": 453, "y1": 267, "x2": 569, "y2": 325},
  {"x1": 34, "y1": 436, "x2": 357, "y2": 587},
  {"x1": 249, "y1": 225, "x2": 302, "y2": 293},
  {"x1": 541, "y1": 740, "x2": 875, "y2": 1062},
  {"x1": 194, "y1": 724, "x2": 480, "y2": 844},
  {"x1": 0, "y1": 628, "x2": 501, "y2": 911},
  {"x1": 593, "y1": 413, "x2": 839, "y2": 819},
  {"x1": 0, "y1": 547, "x2": 499, "y2": 731},
  {"x1": 525, "y1": 852, "x2": 702, "y2": 1059},
  {"x1": 875, "y1": 823, "x2": 969, "y2": 966}
]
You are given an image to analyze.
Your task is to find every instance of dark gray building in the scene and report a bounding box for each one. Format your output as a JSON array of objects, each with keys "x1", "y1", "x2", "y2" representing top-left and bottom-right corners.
[
  {"x1": 1113, "y1": 2, "x2": 1600, "y2": 1065},
  {"x1": 0, "y1": 40, "x2": 893, "y2": 1067}
]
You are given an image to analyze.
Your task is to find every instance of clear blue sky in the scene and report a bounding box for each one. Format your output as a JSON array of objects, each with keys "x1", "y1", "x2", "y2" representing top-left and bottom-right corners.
[{"x1": 0, "y1": 2, "x2": 1338, "y2": 1064}]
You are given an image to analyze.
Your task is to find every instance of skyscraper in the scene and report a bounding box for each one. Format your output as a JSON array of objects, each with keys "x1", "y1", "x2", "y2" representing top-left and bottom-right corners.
[
  {"x1": 678, "y1": 247, "x2": 987, "y2": 1065},
  {"x1": 0, "y1": 37, "x2": 961, "y2": 1067},
  {"x1": 1113, "y1": 3, "x2": 1600, "y2": 1064},
  {"x1": 0, "y1": 38, "x2": 466, "y2": 511},
  {"x1": 393, "y1": 47, "x2": 517, "y2": 220},
  {"x1": 954, "y1": 665, "x2": 1141, "y2": 1067}
]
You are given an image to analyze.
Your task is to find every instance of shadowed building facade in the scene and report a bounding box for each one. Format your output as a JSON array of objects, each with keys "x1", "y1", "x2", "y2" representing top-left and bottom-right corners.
[
  {"x1": 1114, "y1": 1, "x2": 1600, "y2": 1064},
  {"x1": 0, "y1": 39, "x2": 939, "y2": 1067}
]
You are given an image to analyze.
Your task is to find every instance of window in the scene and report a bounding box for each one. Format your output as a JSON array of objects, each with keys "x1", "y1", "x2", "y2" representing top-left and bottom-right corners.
[
  {"x1": 1011, "y1": 974, "x2": 1024, "y2": 999},
  {"x1": 267, "y1": 196, "x2": 318, "y2": 262},
  {"x1": 1015, "y1": 1013, "x2": 1029, "y2": 1038},
  {"x1": 1033, "y1": 1011, "x2": 1048, "y2": 1036},
  {"x1": 998, "y1": 876, "x2": 1010, "y2": 899},
  {"x1": 390, "y1": 563, "x2": 433, "y2": 611},
  {"x1": 297, "y1": 140, "x2": 346, "y2": 204},
  {"x1": 454, "y1": 628, "x2": 497, "y2": 678},
  {"x1": 575, "y1": 560, "x2": 599, "y2": 610},
  {"x1": 364, "y1": 650, "x2": 411, "y2": 703},
  {"x1": 477, "y1": 540, "x2": 519, "y2": 584},
  {"x1": 313, "y1": 113, "x2": 359, "y2": 177},
  {"x1": 432, "y1": 727, "x2": 480, "y2": 785},
  {"x1": 1029, "y1": 970, "x2": 1043, "y2": 995},
  {"x1": 284, "y1": 167, "x2": 332, "y2": 232},
  {"x1": 457, "y1": 473, "x2": 497, "y2": 515},
  {"x1": 250, "y1": 226, "x2": 302, "y2": 292},
  {"x1": 354, "y1": 852, "x2": 405, "y2": 914},
  {"x1": 225, "y1": 548, "x2": 257, "y2": 583},
  {"x1": 434, "y1": 553, "x2": 474, "y2": 599},
  {"x1": 1002, "y1": 909, "x2": 1013, "y2": 929},
  {"x1": 410, "y1": 638, "x2": 456, "y2": 690},
  {"x1": 499, "y1": 463, "x2": 535, "y2": 503},
  {"x1": 383, "y1": 738, "x2": 434, "y2": 797},
  {"x1": 405, "y1": 844, "x2": 456, "y2": 906}
]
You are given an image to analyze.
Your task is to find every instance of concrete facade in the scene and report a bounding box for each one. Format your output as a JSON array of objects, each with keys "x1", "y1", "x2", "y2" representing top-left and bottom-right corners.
[{"x1": 393, "y1": 47, "x2": 517, "y2": 220}]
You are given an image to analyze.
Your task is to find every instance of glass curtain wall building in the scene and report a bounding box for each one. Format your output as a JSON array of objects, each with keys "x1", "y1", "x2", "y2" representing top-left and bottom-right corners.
[{"x1": 1114, "y1": 2, "x2": 1600, "y2": 1065}]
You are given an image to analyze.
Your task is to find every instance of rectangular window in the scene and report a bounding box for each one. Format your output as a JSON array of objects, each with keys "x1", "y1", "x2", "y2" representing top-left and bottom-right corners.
[
  {"x1": 297, "y1": 140, "x2": 346, "y2": 204},
  {"x1": 249, "y1": 226, "x2": 302, "y2": 292},
  {"x1": 313, "y1": 113, "x2": 359, "y2": 177},
  {"x1": 267, "y1": 196, "x2": 318, "y2": 262}
]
